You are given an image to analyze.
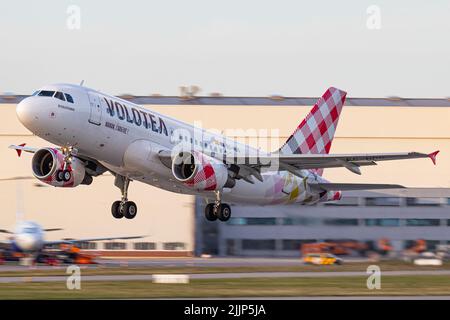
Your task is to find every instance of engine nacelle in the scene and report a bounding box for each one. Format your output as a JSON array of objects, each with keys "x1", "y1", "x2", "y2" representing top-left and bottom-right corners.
[
  {"x1": 172, "y1": 151, "x2": 235, "y2": 191},
  {"x1": 31, "y1": 148, "x2": 87, "y2": 187}
]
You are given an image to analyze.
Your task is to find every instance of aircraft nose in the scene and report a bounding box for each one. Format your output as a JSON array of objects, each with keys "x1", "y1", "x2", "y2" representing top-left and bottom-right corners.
[
  {"x1": 15, "y1": 234, "x2": 36, "y2": 251},
  {"x1": 16, "y1": 97, "x2": 34, "y2": 127}
]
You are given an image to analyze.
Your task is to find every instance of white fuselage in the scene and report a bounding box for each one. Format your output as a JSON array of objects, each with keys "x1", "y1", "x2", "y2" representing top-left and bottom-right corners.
[
  {"x1": 16, "y1": 84, "x2": 337, "y2": 205},
  {"x1": 13, "y1": 221, "x2": 44, "y2": 253}
]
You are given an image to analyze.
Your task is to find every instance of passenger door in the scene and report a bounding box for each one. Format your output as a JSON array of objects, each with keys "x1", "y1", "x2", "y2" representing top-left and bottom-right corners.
[{"x1": 88, "y1": 92, "x2": 102, "y2": 125}]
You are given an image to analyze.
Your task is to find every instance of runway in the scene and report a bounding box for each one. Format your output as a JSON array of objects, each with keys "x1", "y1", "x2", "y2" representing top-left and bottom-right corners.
[
  {"x1": 0, "y1": 257, "x2": 369, "y2": 271},
  {"x1": 1, "y1": 270, "x2": 450, "y2": 283}
]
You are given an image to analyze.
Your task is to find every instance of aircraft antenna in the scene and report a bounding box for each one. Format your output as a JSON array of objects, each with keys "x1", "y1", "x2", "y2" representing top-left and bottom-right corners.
[{"x1": 80, "y1": 80, "x2": 85, "y2": 86}]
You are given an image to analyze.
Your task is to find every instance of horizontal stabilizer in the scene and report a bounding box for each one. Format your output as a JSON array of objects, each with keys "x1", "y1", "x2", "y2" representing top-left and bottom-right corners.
[{"x1": 310, "y1": 183, "x2": 405, "y2": 191}]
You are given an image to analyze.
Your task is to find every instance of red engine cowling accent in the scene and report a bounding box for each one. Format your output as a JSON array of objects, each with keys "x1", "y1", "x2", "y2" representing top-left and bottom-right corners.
[
  {"x1": 31, "y1": 148, "x2": 86, "y2": 187},
  {"x1": 172, "y1": 151, "x2": 232, "y2": 191}
]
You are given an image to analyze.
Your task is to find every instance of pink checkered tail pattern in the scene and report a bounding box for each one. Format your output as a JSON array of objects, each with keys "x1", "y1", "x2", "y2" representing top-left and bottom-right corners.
[{"x1": 278, "y1": 87, "x2": 347, "y2": 176}]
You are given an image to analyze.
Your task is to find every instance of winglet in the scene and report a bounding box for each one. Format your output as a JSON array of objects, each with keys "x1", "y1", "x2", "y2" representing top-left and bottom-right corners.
[
  {"x1": 428, "y1": 150, "x2": 439, "y2": 165},
  {"x1": 16, "y1": 143, "x2": 26, "y2": 157}
]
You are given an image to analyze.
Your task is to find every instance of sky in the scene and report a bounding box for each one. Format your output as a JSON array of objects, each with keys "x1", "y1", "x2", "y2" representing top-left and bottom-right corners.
[{"x1": 0, "y1": 0, "x2": 449, "y2": 97}]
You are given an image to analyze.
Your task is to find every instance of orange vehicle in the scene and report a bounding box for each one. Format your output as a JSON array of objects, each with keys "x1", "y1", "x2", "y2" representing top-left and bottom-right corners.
[
  {"x1": 301, "y1": 241, "x2": 368, "y2": 256},
  {"x1": 376, "y1": 238, "x2": 394, "y2": 255},
  {"x1": 58, "y1": 244, "x2": 98, "y2": 264}
]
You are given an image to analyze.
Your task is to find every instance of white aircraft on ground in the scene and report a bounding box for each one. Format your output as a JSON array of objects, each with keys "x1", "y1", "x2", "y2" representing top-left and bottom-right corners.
[
  {"x1": 0, "y1": 218, "x2": 143, "y2": 261},
  {"x1": 10, "y1": 84, "x2": 439, "y2": 222}
]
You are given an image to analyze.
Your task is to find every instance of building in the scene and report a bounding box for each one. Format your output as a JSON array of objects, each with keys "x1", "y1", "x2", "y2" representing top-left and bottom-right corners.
[
  {"x1": 1, "y1": 93, "x2": 449, "y2": 256},
  {"x1": 195, "y1": 189, "x2": 450, "y2": 257}
]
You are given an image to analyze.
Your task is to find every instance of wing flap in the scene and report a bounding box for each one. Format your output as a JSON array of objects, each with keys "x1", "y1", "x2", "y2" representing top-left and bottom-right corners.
[{"x1": 310, "y1": 183, "x2": 405, "y2": 191}]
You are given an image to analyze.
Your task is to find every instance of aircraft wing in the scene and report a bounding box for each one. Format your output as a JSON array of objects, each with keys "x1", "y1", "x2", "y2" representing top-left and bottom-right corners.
[
  {"x1": 159, "y1": 150, "x2": 438, "y2": 183},
  {"x1": 226, "y1": 151, "x2": 439, "y2": 179},
  {"x1": 9, "y1": 144, "x2": 38, "y2": 157},
  {"x1": 44, "y1": 235, "x2": 145, "y2": 246}
]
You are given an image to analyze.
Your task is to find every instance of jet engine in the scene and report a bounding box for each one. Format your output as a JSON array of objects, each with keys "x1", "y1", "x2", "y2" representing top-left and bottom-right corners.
[
  {"x1": 31, "y1": 148, "x2": 90, "y2": 187},
  {"x1": 172, "y1": 151, "x2": 235, "y2": 191}
]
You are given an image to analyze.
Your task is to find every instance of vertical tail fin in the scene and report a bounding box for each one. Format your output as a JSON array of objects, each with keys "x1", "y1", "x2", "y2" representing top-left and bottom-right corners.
[{"x1": 278, "y1": 87, "x2": 347, "y2": 175}]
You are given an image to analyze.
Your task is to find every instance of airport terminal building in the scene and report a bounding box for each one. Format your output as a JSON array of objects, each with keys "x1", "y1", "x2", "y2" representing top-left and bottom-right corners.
[
  {"x1": 1, "y1": 92, "x2": 449, "y2": 257},
  {"x1": 195, "y1": 189, "x2": 450, "y2": 257}
]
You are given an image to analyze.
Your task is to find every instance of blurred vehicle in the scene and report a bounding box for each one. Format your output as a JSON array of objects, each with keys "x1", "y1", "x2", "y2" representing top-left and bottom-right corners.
[
  {"x1": 436, "y1": 244, "x2": 450, "y2": 261},
  {"x1": 402, "y1": 239, "x2": 428, "y2": 262},
  {"x1": 303, "y1": 253, "x2": 343, "y2": 265},
  {"x1": 56, "y1": 244, "x2": 99, "y2": 264},
  {"x1": 413, "y1": 252, "x2": 443, "y2": 266},
  {"x1": 301, "y1": 240, "x2": 368, "y2": 256},
  {"x1": 375, "y1": 238, "x2": 394, "y2": 256}
]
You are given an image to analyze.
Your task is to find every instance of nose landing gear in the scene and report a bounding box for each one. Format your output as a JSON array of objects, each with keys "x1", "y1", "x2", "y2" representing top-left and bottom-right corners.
[
  {"x1": 204, "y1": 191, "x2": 231, "y2": 222},
  {"x1": 111, "y1": 175, "x2": 137, "y2": 219}
]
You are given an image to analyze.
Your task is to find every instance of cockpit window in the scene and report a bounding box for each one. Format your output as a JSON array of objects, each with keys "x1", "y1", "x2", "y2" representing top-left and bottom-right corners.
[
  {"x1": 54, "y1": 91, "x2": 66, "y2": 101},
  {"x1": 64, "y1": 93, "x2": 74, "y2": 103},
  {"x1": 32, "y1": 90, "x2": 40, "y2": 96},
  {"x1": 23, "y1": 227, "x2": 36, "y2": 233},
  {"x1": 38, "y1": 90, "x2": 55, "y2": 97}
]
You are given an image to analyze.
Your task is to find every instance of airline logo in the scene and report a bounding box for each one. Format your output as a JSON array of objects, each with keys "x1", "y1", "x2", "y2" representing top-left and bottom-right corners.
[{"x1": 103, "y1": 98, "x2": 168, "y2": 136}]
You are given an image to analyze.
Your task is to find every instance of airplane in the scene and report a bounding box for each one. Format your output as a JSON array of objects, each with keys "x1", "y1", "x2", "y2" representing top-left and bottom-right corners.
[
  {"x1": 9, "y1": 84, "x2": 439, "y2": 222},
  {"x1": 0, "y1": 219, "x2": 144, "y2": 264}
]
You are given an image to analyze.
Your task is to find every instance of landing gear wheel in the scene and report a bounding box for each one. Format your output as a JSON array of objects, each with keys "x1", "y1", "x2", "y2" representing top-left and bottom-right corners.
[
  {"x1": 123, "y1": 201, "x2": 138, "y2": 219},
  {"x1": 56, "y1": 170, "x2": 64, "y2": 182},
  {"x1": 62, "y1": 170, "x2": 72, "y2": 182},
  {"x1": 204, "y1": 203, "x2": 217, "y2": 221},
  {"x1": 111, "y1": 201, "x2": 124, "y2": 219},
  {"x1": 218, "y1": 204, "x2": 231, "y2": 222}
]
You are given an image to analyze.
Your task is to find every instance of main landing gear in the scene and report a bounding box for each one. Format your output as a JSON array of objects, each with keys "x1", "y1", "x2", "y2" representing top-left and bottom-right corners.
[
  {"x1": 204, "y1": 191, "x2": 231, "y2": 222},
  {"x1": 55, "y1": 145, "x2": 74, "y2": 182},
  {"x1": 111, "y1": 175, "x2": 137, "y2": 219}
]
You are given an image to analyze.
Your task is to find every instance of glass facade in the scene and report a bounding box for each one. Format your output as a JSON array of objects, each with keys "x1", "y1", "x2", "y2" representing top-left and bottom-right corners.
[
  {"x1": 242, "y1": 239, "x2": 276, "y2": 250},
  {"x1": 163, "y1": 242, "x2": 186, "y2": 250},
  {"x1": 103, "y1": 242, "x2": 127, "y2": 250},
  {"x1": 365, "y1": 219, "x2": 400, "y2": 227},
  {"x1": 228, "y1": 217, "x2": 277, "y2": 225},
  {"x1": 405, "y1": 219, "x2": 441, "y2": 227},
  {"x1": 366, "y1": 197, "x2": 401, "y2": 206},
  {"x1": 134, "y1": 242, "x2": 156, "y2": 250},
  {"x1": 406, "y1": 198, "x2": 442, "y2": 206},
  {"x1": 323, "y1": 218, "x2": 359, "y2": 226},
  {"x1": 282, "y1": 217, "x2": 319, "y2": 226}
]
